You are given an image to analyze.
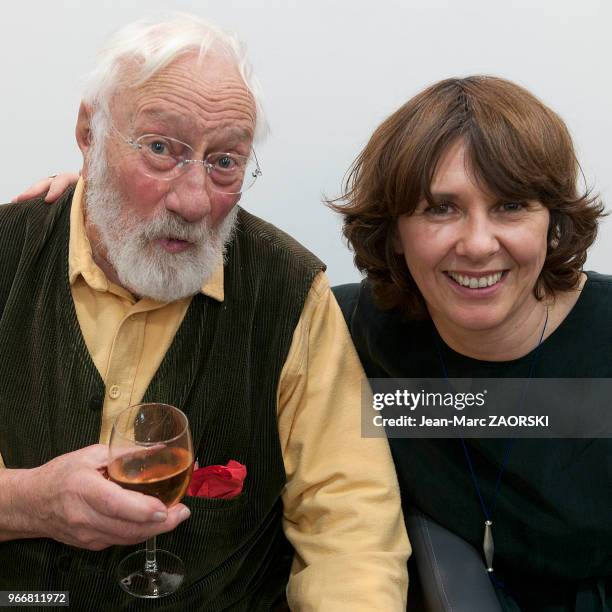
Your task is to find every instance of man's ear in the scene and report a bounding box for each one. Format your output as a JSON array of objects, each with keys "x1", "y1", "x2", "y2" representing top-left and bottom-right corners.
[{"x1": 75, "y1": 102, "x2": 93, "y2": 157}]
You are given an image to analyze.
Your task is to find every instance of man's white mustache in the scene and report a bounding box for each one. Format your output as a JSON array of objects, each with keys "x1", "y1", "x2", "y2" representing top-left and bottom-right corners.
[{"x1": 140, "y1": 212, "x2": 209, "y2": 244}]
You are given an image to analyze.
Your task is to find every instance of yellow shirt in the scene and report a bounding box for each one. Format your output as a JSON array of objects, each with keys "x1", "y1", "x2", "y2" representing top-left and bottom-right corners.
[{"x1": 3, "y1": 179, "x2": 410, "y2": 610}]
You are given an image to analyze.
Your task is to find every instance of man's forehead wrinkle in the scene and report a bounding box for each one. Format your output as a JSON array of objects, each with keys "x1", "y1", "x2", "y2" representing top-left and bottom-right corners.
[
  {"x1": 145, "y1": 61, "x2": 248, "y2": 87},
  {"x1": 135, "y1": 108, "x2": 253, "y2": 140},
  {"x1": 133, "y1": 90, "x2": 255, "y2": 117},
  {"x1": 142, "y1": 79, "x2": 251, "y2": 104},
  {"x1": 129, "y1": 72, "x2": 256, "y2": 134},
  {"x1": 133, "y1": 86, "x2": 255, "y2": 116},
  {"x1": 132, "y1": 94, "x2": 255, "y2": 135},
  {"x1": 143, "y1": 58, "x2": 253, "y2": 105}
]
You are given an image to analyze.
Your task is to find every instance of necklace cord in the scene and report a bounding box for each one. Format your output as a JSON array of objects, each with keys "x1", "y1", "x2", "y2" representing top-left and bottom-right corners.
[{"x1": 433, "y1": 306, "x2": 549, "y2": 589}]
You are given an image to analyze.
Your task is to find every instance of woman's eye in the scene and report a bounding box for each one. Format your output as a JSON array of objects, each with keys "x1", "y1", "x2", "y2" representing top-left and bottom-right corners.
[
  {"x1": 425, "y1": 202, "x2": 452, "y2": 215},
  {"x1": 500, "y1": 201, "x2": 524, "y2": 212}
]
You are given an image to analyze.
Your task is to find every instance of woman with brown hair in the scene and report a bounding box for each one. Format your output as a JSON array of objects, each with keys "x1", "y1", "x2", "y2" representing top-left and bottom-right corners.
[{"x1": 331, "y1": 75, "x2": 610, "y2": 611}]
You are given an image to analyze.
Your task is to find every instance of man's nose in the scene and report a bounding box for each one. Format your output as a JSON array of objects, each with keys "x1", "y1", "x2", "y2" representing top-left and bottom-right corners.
[
  {"x1": 454, "y1": 215, "x2": 500, "y2": 261},
  {"x1": 163, "y1": 164, "x2": 212, "y2": 223}
]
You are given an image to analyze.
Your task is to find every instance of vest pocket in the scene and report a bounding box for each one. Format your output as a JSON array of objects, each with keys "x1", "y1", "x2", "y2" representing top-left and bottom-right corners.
[
  {"x1": 157, "y1": 492, "x2": 249, "y2": 585},
  {"x1": 183, "y1": 492, "x2": 245, "y2": 510}
]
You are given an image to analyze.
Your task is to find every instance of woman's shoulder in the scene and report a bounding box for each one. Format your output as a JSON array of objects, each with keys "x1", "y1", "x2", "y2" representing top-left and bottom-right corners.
[
  {"x1": 583, "y1": 270, "x2": 612, "y2": 292},
  {"x1": 574, "y1": 271, "x2": 612, "y2": 314},
  {"x1": 542, "y1": 271, "x2": 612, "y2": 375},
  {"x1": 332, "y1": 280, "x2": 413, "y2": 332},
  {"x1": 331, "y1": 282, "x2": 361, "y2": 326},
  {"x1": 332, "y1": 280, "x2": 435, "y2": 376}
]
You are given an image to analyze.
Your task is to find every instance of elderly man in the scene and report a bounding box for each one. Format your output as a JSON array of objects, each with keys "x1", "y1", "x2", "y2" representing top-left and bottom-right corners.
[{"x1": 0, "y1": 13, "x2": 408, "y2": 612}]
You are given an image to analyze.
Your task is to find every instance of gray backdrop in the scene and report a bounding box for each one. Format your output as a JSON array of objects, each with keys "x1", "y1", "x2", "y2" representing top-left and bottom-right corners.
[{"x1": 2, "y1": 0, "x2": 610, "y2": 284}]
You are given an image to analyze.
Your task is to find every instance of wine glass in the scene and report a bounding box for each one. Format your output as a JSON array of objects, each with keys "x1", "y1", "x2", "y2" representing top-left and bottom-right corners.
[{"x1": 108, "y1": 403, "x2": 194, "y2": 598}]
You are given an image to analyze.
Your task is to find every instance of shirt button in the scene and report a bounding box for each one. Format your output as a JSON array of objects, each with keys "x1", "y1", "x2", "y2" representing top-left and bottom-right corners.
[{"x1": 108, "y1": 385, "x2": 121, "y2": 399}]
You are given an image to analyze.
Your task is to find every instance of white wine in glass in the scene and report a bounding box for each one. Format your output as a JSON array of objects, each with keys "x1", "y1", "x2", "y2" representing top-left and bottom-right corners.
[{"x1": 108, "y1": 403, "x2": 193, "y2": 598}]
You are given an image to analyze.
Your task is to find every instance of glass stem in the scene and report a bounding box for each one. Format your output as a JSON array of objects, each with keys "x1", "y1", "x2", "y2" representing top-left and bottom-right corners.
[{"x1": 145, "y1": 536, "x2": 157, "y2": 573}]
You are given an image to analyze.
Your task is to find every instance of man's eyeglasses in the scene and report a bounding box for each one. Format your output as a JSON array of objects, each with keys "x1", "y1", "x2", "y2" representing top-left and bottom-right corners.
[{"x1": 117, "y1": 131, "x2": 262, "y2": 195}]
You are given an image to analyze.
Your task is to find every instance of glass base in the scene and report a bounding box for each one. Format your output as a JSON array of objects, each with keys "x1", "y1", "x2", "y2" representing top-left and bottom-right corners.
[{"x1": 117, "y1": 549, "x2": 185, "y2": 598}]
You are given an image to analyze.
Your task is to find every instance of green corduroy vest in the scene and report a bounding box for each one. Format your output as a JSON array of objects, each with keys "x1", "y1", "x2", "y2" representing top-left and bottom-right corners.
[{"x1": 0, "y1": 187, "x2": 324, "y2": 611}]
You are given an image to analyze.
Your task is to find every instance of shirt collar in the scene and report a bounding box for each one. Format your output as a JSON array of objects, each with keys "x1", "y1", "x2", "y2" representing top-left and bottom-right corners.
[{"x1": 68, "y1": 177, "x2": 225, "y2": 302}]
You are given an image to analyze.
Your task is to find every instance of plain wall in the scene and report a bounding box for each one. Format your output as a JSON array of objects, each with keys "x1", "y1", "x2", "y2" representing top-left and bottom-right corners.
[{"x1": 2, "y1": 0, "x2": 610, "y2": 284}]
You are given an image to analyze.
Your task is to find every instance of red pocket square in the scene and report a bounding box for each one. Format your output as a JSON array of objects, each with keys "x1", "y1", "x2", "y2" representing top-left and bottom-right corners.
[{"x1": 187, "y1": 460, "x2": 246, "y2": 499}]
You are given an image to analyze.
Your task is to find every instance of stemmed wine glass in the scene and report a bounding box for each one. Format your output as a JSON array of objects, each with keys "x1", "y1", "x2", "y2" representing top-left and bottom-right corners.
[{"x1": 108, "y1": 403, "x2": 194, "y2": 598}]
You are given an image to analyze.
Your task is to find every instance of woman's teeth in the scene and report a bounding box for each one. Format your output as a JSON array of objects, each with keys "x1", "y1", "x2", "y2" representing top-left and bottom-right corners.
[{"x1": 448, "y1": 271, "x2": 503, "y2": 288}]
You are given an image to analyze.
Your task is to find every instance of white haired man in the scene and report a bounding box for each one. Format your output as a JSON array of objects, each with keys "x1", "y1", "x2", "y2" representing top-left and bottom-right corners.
[{"x1": 0, "y1": 13, "x2": 408, "y2": 611}]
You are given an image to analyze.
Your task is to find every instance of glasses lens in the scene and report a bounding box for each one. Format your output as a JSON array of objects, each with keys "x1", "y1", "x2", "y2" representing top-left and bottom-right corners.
[
  {"x1": 206, "y1": 152, "x2": 261, "y2": 195},
  {"x1": 136, "y1": 135, "x2": 191, "y2": 180}
]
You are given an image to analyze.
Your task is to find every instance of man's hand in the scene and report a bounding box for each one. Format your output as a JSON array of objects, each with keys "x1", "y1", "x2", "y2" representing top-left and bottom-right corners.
[
  {"x1": 11, "y1": 173, "x2": 79, "y2": 203},
  {"x1": 7, "y1": 444, "x2": 190, "y2": 551}
]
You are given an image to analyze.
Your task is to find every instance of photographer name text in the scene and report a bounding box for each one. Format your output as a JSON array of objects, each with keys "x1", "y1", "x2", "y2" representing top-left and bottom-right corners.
[{"x1": 373, "y1": 414, "x2": 549, "y2": 428}]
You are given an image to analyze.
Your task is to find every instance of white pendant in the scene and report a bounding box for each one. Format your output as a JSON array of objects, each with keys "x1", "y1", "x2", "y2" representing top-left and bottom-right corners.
[{"x1": 483, "y1": 520, "x2": 494, "y2": 572}]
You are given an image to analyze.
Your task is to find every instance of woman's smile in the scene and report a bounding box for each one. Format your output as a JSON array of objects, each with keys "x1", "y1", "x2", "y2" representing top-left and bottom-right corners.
[
  {"x1": 443, "y1": 269, "x2": 509, "y2": 299},
  {"x1": 445, "y1": 270, "x2": 505, "y2": 289}
]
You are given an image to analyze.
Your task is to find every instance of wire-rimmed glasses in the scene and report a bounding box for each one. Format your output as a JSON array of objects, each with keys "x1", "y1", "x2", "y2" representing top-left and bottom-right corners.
[{"x1": 116, "y1": 131, "x2": 262, "y2": 195}]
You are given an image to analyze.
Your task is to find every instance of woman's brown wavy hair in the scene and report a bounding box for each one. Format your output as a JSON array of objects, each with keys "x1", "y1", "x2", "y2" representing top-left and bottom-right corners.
[{"x1": 330, "y1": 75, "x2": 605, "y2": 318}]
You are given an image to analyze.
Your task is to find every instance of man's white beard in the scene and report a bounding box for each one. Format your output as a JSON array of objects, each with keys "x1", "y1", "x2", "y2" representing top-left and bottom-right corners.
[{"x1": 84, "y1": 144, "x2": 237, "y2": 302}]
